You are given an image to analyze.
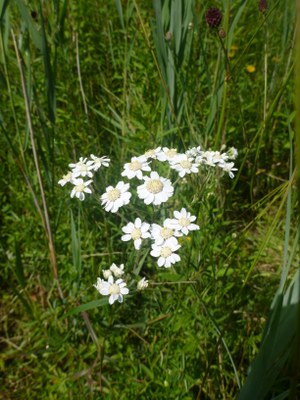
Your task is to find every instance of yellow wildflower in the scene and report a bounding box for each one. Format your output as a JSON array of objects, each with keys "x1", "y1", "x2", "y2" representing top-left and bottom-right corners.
[{"x1": 246, "y1": 65, "x2": 256, "y2": 73}]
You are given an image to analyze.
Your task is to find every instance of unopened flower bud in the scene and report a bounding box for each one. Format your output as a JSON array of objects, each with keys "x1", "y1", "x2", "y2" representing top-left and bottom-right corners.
[
  {"x1": 205, "y1": 7, "x2": 222, "y2": 28},
  {"x1": 258, "y1": 0, "x2": 267, "y2": 13}
]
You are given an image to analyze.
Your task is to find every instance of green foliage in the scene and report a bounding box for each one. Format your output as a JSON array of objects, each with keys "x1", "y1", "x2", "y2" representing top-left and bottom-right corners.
[{"x1": 0, "y1": 0, "x2": 299, "y2": 399}]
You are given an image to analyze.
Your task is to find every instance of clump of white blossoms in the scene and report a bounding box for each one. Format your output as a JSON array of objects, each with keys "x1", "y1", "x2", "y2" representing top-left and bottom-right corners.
[
  {"x1": 59, "y1": 145, "x2": 238, "y2": 304},
  {"x1": 58, "y1": 154, "x2": 110, "y2": 200}
]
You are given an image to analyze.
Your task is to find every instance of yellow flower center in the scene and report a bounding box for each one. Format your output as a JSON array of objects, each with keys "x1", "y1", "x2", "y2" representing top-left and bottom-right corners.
[
  {"x1": 146, "y1": 179, "x2": 163, "y2": 194},
  {"x1": 109, "y1": 283, "x2": 120, "y2": 295},
  {"x1": 107, "y1": 188, "x2": 121, "y2": 201},
  {"x1": 160, "y1": 246, "x2": 172, "y2": 258},
  {"x1": 131, "y1": 228, "x2": 142, "y2": 240},
  {"x1": 129, "y1": 160, "x2": 142, "y2": 171},
  {"x1": 166, "y1": 149, "x2": 177, "y2": 158},
  {"x1": 179, "y1": 217, "x2": 190, "y2": 227},
  {"x1": 161, "y1": 227, "x2": 174, "y2": 239},
  {"x1": 145, "y1": 149, "x2": 156, "y2": 158},
  {"x1": 75, "y1": 183, "x2": 85, "y2": 192},
  {"x1": 79, "y1": 164, "x2": 88, "y2": 172},
  {"x1": 180, "y1": 160, "x2": 192, "y2": 169}
]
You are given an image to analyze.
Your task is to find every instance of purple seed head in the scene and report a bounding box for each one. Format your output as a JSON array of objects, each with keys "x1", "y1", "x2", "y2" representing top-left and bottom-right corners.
[
  {"x1": 259, "y1": 0, "x2": 267, "y2": 13},
  {"x1": 205, "y1": 7, "x2": 222, "y2": 28}
]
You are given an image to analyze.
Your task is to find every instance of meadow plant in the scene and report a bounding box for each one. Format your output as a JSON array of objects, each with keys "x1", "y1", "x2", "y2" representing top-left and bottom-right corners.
[{"x1": 59, "y1": 146, "x2": 238, "y2": 305}]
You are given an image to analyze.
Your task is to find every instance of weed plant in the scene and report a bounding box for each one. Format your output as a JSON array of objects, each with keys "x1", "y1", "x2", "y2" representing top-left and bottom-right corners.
[{"x1": 0, "y1": 0, "x2": 299, "y2": 399}]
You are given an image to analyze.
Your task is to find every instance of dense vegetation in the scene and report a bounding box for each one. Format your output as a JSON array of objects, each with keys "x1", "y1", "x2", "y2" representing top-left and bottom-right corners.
[{"x1": 0, "y1": 0, "x2": 299, "y2": 399}]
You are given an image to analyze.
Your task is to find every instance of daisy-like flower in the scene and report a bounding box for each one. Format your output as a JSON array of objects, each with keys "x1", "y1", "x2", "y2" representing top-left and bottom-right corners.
[
  {"x1": 150, "y1": 237, "x2": 181, "y2": 268},
  {"x1": 137, "y1": 277, "x2": 149, "y2": 291},
  {"x1": 109, "y1": 263, "x2": 125, "y2": 277},
  {"x1": 70, "y1": 178, "x2": 93, "y2": 201},
  {"x1": 137, "y1": 171, "x2": 174, "y2": 205},
  {"x1": 58, "y1": 171, "x2": 74, "y2": 186},
  {"x1": 220, "y1": 162, "x2": 238, "y2": 178},
  {"x1": 121, "y1": 156, "x2": 151, "y2": 180},
  {"x1": 102, "y1": 269, "x2": 112, "y2": 279},
  {"x1": 151, "y1": 221, "x2": 176, "y2": 245},
  {"x1": 101, "y1": 181, "x2": 131, "y2": 213},
  {"x1": 69, "y1": 157, "x2": 94, "y2": 178},
  {"x1": 170, "y1": 154, "x2": 199, "y2": 177},
  {"x1": 98, "y1": 275, "x2": 129, "y2": 305},
  {"x1": 169, "y1": 208, "x2": 200, "y2": 236},
  {"x1": 185, "y1": 146, "x2": 202, "y2": 159},
  {"x1": 93, "y1": 277, "x2": 105, "y2": 293},
  {"x1": 121, "y1": 218, "x2": 151, "y2": 250},
  {"x1": 157, "y1": 147, "x2": 178, "y2": 162},
  {"x1": 88, "y1": 154, "x2": 110, "y2": 171},
  {"x1": 226, "y1": 147, "x2": 238, "y2": 160},
  {"x1": 144, "y1": 147, "x2": 162, "y2": 160}
]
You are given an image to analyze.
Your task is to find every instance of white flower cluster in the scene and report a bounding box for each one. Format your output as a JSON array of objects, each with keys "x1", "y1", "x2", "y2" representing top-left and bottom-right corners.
[
  {"x1": 94, "y1": 263, "x2": 129, "y2": 305},
  {"x1": 58, "y1": 155, "x2": 110, "y2": 201},
  {"x1": 93, "y1": 263, "x2": 149, "y2": 304},
  {"x1": 121, "y1": 208, "x2": 199, "y2": 268},
  {"x1": 59, "y1": 145, "x2": 238, "y2": 305}
]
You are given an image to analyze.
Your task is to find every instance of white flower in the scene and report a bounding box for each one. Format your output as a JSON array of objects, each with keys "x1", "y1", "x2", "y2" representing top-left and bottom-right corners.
[
  {"x1": 121, "y1": 218, "x2": 151, "y2": 250},
  {"x1": 70, "y1": 178, "x2": 93, "y2": 201},
  {"x1": 98, "y1": 275, "x2": 129, "y2": 305},
  {"x1": 144, "y1": 147, "x2": 162, "y2": 160},
  {"x1": 88, "y1": 155, "x2": 110, "y2": 171},
  {"x1": 101, "y1": 181, "x2": 131, "y2": 213},
  {"x1": 185, "y1": 146, "x2": 202, "y2": 159},
  {"x1": 202, "y1": 151, "x2": 228, "y2": 167},
  {"x1": 121, "y1": 156, "x2": 151, "y2": 180},
  {"x1": 69, "y1": 157, "x2": 94, "y2": 178},
  {"x1": 58, "y1": 171, "x2": 74, "y2": 186},
  {"x1": 102, "y1": 269, "x2": 112, "y2": 279},
  {"x1": 169, "y1": 208, "x2": 200, "y2": 236},
  {"x1": 226, "y1": 147, "x2": 238, "y2": 160},
  {"x1": 151, "y1": 221, "x2": 176, "y2": 245},
  {"x1": 170, "y1": 154, "x2": 199, "y2": 177},
  {"x1": 150, "y1": 237, "x2": 181, "y2": 268},
  {"x1": 93, "y1": 277, "x2": 105, "y2": 292},
  {"x1": 109, "y1": 263, "x2": 125, "y2": 277},
  {"x1": 157, "y1": 147, "x2": 178, "y2": 162},
  {"x1": 137, "y1": 277, "x2": 149, "y2": 291},
  {"x1": 220, "y1": 162, "x2": 238, "y2": 178},
  {"x1": 137, "y1": 171, "x2": 174, "y2": 205}
]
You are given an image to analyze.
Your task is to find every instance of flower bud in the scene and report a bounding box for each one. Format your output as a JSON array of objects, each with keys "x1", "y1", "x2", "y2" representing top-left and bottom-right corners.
[
  {"x1": 258, "y1": 0, "x2": 267, "y2": 13},
  {"x1": 205, "y1": 7, "x2": 222, "y2": 28}
]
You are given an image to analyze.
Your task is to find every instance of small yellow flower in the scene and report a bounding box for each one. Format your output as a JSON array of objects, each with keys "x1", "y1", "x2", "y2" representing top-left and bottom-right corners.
[
  {"x1": 228, "y1": 45, "x2": 238, "y2": 58},
  {"x1": 246, "y1": 65, "x2": 256, "y2": 73}
]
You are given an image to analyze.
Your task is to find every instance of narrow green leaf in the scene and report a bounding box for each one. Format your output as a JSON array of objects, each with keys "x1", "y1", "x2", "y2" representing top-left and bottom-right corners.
[
  {"x1": 14, "y1": 240, "x2": 25, "y2": 288},
  {"x1": 14, "y1": 0, "x2": 42, "y2": 50},
  {"x1": 66, "y1": 298, "x2": 109, "y2": 316},
  {"x1": 114, "y1": 0, "x2": 125, "y2": 29}
]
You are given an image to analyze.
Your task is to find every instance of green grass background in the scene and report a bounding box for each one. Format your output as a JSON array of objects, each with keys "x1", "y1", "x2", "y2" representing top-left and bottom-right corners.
[{"x1": 0, "y1": 0, "x2": 299, "y2": 399}]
